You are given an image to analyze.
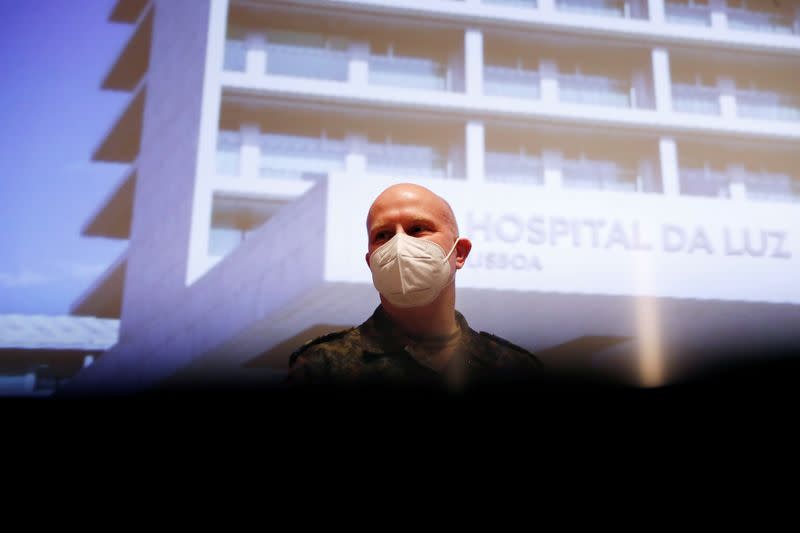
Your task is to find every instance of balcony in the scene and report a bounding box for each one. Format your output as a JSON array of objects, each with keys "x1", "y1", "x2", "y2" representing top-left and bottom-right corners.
[
  {"x1": 556, "y1": 0, "x2": 648, "y2": 20},
  {"x1": 680, "y1": 166, "x2": 800, "y2": 202},
  {"x1": 216, "y1": 130, "x2": 241, "y2": 176},
  {"x1": 365, "y1": 142, "x2": 453, "y2": 179},
  {"x1": 665, "y1": 1, "x2": 711, "y2": 26},
  {"x1": 368, "y1": 54, "x2": 449, "y2": 91},
  {"x1": 679, "y1": 167, "x2": 731, "y2": 197},
  {"x1": 485, "y1": 152, "x2": 544, "y2": 184},
  {"x1": 736, "y1": 89, "x2": 800, "y2": 122},
  {"x1": 562, "y1": 159, "x2": 639, "y2": 191},
  {"x1": 484, "y1": 65, "x2": 541, "y2": 99},
  {"x1": 559, "y1": 72, "x2": 633, "y2": 108},
  {"x1": 224, "y1": 38, "x2": 247, "y2": 72},
  {"x1": 672, "y1": 83, "x2": 721, "y2": 115},
  {"x1": 209, "y1": 196, "x2": 285, "y2": 258},
  {"x1": 482, "y1": 0, "x2": 538, "y2": 7},
  {"x1": 744, "y1": 171, "x2": 799, "y2": 202},
  {"x1": 727, "y1": 5, "x2": 799, "y2": 35},
  {"x1": 266, "y1": 42, "x2": 349, "y2": 82},
  {"x1": 259, "y1": 134, "x2": 347, "y2": 180}
]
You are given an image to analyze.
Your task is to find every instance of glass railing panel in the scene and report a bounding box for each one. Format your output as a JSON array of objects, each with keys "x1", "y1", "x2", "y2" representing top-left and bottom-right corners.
[
  {"x1": 224, "y1": 39, "x2": 247, "y2": 72},
  {"x1": 216, "y1": 131, "x2": 241, "y2": 176},
  {"x1": 266, "y1": 43, "x2": 349, "y2": 81},
  {"x1": 736, "y1": 90, "x2": 800, "y2": 122},
  {"x1": 369, "y1": 55, "x2": 448, "y2": 91},
  {"x1": 485, "y1": 152, "x2": 545, "y2": 184},
  {"x1": 744, "y1": 172, "x2": 799, "y2": 202},
  {"x1": 209, "y1": 227, "x2": 244, "y2": 257},
  {"x1": 557, "y1": 0, "x2": 627, "y2": 18},
  {"x1": 559, "y1": 74, "x2": 631, "y2": 108},
  {"x1": 679, "y1": 167, "x2": 730, "y2": 197},
  {"x1": 562, "y1": 160, "x2": 638, "y2": 191},
  {"x1": 665, "y1": 2, "x2": 712, "y2": 26},
  {"x1": 482, "y1": 0, "x2": 538, "y2": 7},
  {"x1": 727, "y1": 7, "x2": 797, "y2": 35},
  {"x1": 484, "y1": 66, "x2": 541, "y2": 99},
  {"x1": 365, "y1": 143, "x2": 449, "y2": 178},
  {"x1": 672, "y1": 84, "x2": 721, "y2": 115},
  {"x1": 258, "y1": 134, "x2": 347, "y2": 180}
]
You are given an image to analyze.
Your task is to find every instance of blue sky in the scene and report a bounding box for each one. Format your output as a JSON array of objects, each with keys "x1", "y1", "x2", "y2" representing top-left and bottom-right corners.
[{"x1": 0, "y1": 0, "x2": 130, "y2": 315}]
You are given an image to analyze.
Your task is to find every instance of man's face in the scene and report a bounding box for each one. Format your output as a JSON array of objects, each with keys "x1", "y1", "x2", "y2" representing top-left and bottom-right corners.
[{"x1": 365, "y1": 185, "x2": 458, "y2": 268}]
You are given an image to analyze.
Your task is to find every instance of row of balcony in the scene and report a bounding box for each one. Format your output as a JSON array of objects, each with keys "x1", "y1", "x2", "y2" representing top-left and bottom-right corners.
[
  {"x1": 468, "y1": 0, "x2": 800, "y2": 35},
  {"x1": 666, "y1": 1, "x2": 799, "y2": 34},
  {"x1": 484, "y1": 66, "x2": 635, "y2": 107},
  {"x1": 225, "y1": 37, "x2": 452, "y2": 90},
  {"x1": 217, "y1": 131, "x2": 456, "y2": 180},
  {"x1": 680, "y1": 166, "x2": 800, "y2": 201},
  {"x1": 215, "y1": 129, "x2": 799, "y2": 202},
  {"x1": 673, "y1": 84, "x2": 800, "y2": 121},
  {"x1": 223, "y1": 30, "x2": 800, "y2": 122}
]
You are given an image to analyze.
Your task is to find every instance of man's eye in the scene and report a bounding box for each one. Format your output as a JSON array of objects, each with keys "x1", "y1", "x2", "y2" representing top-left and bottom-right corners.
[
  {"x1": 409, "y1": 226, "x2": 423, "y2": 234},
  {"x1": 374, "y1": 231, "x2": 388, "y2": 242}
]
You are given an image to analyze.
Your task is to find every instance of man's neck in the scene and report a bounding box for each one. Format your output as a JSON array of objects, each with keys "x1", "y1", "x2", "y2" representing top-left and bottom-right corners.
[{"x1": 380, "y1": 284, "x2": 459, "y2": 340}]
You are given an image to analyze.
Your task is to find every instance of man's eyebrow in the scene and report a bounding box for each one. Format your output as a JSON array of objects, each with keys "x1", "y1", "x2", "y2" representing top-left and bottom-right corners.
[{"x1": 368, "y1": 215, "x2": 438, "y2": 233}]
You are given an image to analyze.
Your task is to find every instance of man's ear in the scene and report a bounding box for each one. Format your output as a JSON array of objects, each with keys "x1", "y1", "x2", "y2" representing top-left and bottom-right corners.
[
  {"x1": 365, "y1": 251, "x2": 371, "y2": 269},
  {"x1": 454, "y1": 238, "x2": 472, "y2": 269}
]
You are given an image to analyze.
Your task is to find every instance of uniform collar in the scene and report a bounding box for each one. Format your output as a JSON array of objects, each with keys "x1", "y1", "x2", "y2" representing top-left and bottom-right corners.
[{"x1": 359, "y1": 305, "x2": 477, "y2": 358}]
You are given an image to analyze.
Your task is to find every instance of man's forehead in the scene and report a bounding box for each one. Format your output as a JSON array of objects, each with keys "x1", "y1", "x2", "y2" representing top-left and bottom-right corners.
[
  {"x1": 368, "y1": 193, "x2": 449, "y2": 220},
  {"x1": 366, "y1": 184, "x2": 458, "y2": 232}
]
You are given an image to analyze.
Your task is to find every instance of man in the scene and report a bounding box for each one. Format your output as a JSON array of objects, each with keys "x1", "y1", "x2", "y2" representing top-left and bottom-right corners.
[{"x1": 287, "y1": 183, "x2": 542, "y2": 389}]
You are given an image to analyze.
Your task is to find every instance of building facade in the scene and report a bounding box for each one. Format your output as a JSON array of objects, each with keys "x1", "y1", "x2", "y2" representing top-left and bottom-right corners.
[{"x1": 69, "y1": 0, "x2": 800, "y2": 390}]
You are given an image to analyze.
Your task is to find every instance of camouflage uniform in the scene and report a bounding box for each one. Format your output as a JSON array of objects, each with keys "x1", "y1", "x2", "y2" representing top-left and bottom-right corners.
[{"x1": 287, "y1": 305, "x2": 542, "y2": 389}]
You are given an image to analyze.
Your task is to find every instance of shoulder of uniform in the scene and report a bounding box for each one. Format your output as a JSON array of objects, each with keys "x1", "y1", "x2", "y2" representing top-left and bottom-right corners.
[
  {"x1": 478, "y1": 331, "x2": 544, "y2": 368},
  {"x1": 289, "y1": 328, "x2": 355, "y2": 367}
]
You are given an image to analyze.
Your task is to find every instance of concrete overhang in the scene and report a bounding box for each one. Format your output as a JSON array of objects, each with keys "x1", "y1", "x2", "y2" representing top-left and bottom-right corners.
[
  {"x1": 93, "y1": 83, "x2": 145, "y2": 163},
  {"x1": 103, "y1": 7, "x2": 153, "y2": 91},
  {"x1": 82, "y1": 169, "x2": 135, "y2": 240},
  {"x1": 70, "y1": 251, "x2": 128, "y2": 319},
  {"x1": 109, "y1": 0, "x2": 149, "y2": 24}
]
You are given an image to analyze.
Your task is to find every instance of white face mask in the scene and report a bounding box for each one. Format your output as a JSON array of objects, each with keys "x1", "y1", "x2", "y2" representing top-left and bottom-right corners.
[{"x1": 369, "y1": 232, "x2": 460, "y2": 308}]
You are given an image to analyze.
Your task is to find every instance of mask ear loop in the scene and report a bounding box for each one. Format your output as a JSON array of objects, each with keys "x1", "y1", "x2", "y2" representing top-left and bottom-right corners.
[{"x1": 443, "y1": 238, "x2": 460, "y2": 262}]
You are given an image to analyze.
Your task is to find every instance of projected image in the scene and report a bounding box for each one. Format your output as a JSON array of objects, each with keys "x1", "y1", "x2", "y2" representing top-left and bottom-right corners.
[{"x1": 2, "y1": 0, "x2": 799, "y2": 395}]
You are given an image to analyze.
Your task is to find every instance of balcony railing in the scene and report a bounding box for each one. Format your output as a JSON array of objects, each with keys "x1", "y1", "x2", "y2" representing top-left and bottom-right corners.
[
  {"x1": 216, "y1": 131, "x2": 241, "y2": 176},
  {"x1": 258, "y1": 134, "x2": 347, "y2": 180},
  {"x1": 672, "y1": 83, "x2": 721, "y2": 115},
  {"x1": 482, "y1": 0, "x2": 538, "y2": 7},
  {"x1": 736, "y1": 89, "x2": 800, "y2": 122},
  {"x1": 224, "y1": 39, "x2": 247, "y2": 72},
  {"x1": 485, "y1": 152, "x2": 544, "y2": 184},
  {"x1": 557, "y1": 0, "x2": 645, "y2": 19},
  {"x1": 562, "y1": 160, "x2": 638, "y2": 191},
  {"x1": 679, "y1": 167, "x2": 731, "y2": 197},
  {"x1": 665, "y1": 2, "x2": 711, "y2": 26},
  {"x1": 681, "y1": 167, "x2": 799, "y2": 202},
  {"x1": 727, "y1": 6, "x2": 798, "y2": 35},
  {"x1": 265, "y1": 43, "x2": 349, "y2": 82},
  {"x1": 744, "y1": 172, "x2": 799, "y2": 202},
  {"x1": 369, "y1": 54, "x2": 449, "y2": 91},
  {"x1": 559, "y1": 73, "x2": 632, "y2": 108},
  {"x1": 484, "y1": 65, "x2": 541, "y2": 99},
  {"x1": 365, "y1": 143, "x2": 450, "y2": 178}
]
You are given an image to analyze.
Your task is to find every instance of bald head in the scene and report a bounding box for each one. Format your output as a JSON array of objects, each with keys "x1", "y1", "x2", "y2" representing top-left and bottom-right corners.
[{"x1": 366, "y1": 183, "x2": 459, "y2": 244}]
